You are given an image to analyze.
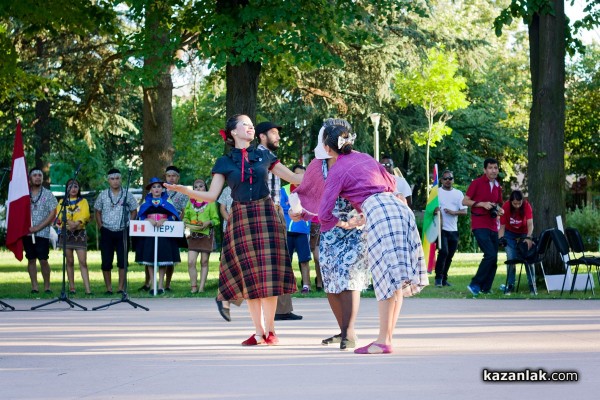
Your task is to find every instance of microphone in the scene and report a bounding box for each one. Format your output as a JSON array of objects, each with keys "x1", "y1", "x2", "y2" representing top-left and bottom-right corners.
[
  {"x1": 1, "y1": 167, "x2": 10, "y2": 171},
  {"x1": 74, "y1": 163, "x2": 82, "y2": 177}
]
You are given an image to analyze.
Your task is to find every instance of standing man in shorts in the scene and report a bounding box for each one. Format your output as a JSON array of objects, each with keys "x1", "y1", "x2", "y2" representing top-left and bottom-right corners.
[
  {"x1": 94, "y1": 168, "x2": 138, "y2": 295},
  {"x1": 23, "y1": 168, "x2": 58, "y2": 294}
]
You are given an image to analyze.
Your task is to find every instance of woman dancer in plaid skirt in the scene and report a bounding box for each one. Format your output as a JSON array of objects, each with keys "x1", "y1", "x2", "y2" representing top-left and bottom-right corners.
[
  {"x1": 165, "y1": 114, "x2": 303, "y2": 346},
  {"x1": 318, "y1": 124, "x2": 428, "y2": 354}
]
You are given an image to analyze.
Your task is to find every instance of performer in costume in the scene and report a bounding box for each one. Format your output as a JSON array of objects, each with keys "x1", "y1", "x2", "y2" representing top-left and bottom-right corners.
[
  {"x1": 24, "y1": 168, "x2": 58, "y2": 294},
  {"x1": 183, "y1": 178, "x2": 219, "y2": 293},
  {"x1": 55, "y1": 179, "x2": 92, "y2": 295},
  {"x1": 318, "y1": 124, "x2": 428, "y2": 355},
  {"x1": 135, "y1": 177, "x2": 181, "y2": 295},
  {"x1": 291, "y1": 119, "x2": 369, "y2": 351},
  {"x1": 165, "y1": 114, "x2": 303, "y2": 346},
  {"x1": 94, "y1": 168, "x2": 138, "y2": 295}
]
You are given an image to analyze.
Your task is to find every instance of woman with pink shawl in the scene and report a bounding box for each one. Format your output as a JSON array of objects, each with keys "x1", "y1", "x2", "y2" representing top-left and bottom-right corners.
[{"x1": 292, "y1": 119, "x2": 369, "y2": 351}]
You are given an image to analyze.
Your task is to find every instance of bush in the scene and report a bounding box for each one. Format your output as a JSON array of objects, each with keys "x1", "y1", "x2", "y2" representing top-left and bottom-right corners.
[{"x1": 566, "y1": 204, "x2": 600, "y2": 251}]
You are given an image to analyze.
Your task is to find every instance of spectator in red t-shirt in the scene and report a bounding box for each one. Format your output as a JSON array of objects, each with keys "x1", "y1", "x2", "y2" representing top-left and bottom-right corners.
[
  {"x1": 462, "y1": 158, "x2": 504, "y2": 296},
  {"x1": 498, "y1": 190, "x2": 534, "y2": 294}
]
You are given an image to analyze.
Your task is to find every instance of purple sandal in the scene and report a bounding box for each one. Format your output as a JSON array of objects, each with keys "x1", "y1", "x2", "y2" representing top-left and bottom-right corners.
[{"x1": 354, "y1": 342, "x2": 393, "y2": 354}]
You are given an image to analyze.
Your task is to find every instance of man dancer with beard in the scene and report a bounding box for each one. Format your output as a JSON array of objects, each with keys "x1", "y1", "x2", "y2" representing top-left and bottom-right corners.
[{"x1": 255, "y1": 121, "x2": 303, "y2": 320}]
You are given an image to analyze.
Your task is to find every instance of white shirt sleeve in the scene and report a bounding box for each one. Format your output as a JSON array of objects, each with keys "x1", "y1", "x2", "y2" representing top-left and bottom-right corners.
[{"x1": 394, "y1": 176, "x2": 412, "y2": 198}]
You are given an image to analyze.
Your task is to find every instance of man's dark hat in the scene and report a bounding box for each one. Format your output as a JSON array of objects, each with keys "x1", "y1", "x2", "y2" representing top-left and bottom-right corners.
[
  {"x1": 165, "y1": 165, "x2": 180, "y2": 174},
  {"x1": 255, "y1": 121, "x2": 283, "y2": 135},
  {"x1": 107, "y1": 168, "x2": 121, "y2": 175},
  {"x1": 145, "y1": 177, "x2": 166, "y2": 191}
]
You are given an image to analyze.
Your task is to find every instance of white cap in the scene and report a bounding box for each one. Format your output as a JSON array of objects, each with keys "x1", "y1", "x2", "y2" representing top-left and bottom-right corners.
[{"x1": 313, "y1": 126, "x2": 332, "y2": 160}]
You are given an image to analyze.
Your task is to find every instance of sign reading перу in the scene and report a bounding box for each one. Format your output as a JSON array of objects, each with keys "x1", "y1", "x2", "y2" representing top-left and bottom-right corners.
[{"x1": 129, "y1": 220, "x2": 184, "y2": 237}]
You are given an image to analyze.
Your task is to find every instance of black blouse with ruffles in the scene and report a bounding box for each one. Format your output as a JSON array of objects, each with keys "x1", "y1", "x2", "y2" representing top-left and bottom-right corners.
[{"x1": 212, "y1": 146, "x2": 279, "y2": 202}]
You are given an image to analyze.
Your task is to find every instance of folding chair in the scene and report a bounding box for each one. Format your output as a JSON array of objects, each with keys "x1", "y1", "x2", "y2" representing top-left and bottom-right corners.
[
  {"x1": 526, "y1": 229, "x2": 553, "y2": 294},
  {"x1": 502, "y1": 229, "x2": 552, "y2": 295},
  {"x1": 550, "y1": 229, "x2": 593, "y2": 295},
  {"x1": 565, "y1": 227, "x2": 599, "y2": 294},
  {"x1": 502, "y1": 250, "x2": 528, "y2": 294}
]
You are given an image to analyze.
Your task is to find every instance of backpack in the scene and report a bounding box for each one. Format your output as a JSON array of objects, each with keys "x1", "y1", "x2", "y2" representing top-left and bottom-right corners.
[{"x1": 516, "y1": 238, "x2": 538, "y2": 264}]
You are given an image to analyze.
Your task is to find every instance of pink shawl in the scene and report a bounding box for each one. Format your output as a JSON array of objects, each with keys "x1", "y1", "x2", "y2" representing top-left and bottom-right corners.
[{"x1": 292, "y1": 158, "x2": 325, "y2": 217}]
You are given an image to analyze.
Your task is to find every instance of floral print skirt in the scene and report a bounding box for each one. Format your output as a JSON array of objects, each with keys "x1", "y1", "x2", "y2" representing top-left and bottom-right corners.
[{"x1": 319, "y1": 226, "x2": 369, "y2": 294}]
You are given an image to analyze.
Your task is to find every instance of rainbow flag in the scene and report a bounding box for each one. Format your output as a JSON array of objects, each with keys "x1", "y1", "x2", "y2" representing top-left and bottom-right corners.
[{"x1": 422, "y1": 164, "x2": 440, "y2": 273}]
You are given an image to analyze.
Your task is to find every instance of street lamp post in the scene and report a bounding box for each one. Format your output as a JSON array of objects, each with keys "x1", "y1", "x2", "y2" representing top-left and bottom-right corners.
[{"x1": 369, "y1": 113, "x2": 381, "y2": 161}]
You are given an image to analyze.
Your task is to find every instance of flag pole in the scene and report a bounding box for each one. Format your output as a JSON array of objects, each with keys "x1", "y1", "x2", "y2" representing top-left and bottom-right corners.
[
  {"x1": 437, "y1": 210, "x2": 442, "y2": 248},
  {"x1": 434, "y1": 163, "x2": 441, "y2": 248},
  {"x1": 30, "y1": 216, "x2": 36, "y2": 244}
]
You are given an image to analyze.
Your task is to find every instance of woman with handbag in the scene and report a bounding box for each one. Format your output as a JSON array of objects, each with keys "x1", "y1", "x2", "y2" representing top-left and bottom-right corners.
[{"x1": 183, "y1": 178, "x2": 220, "y2": 293}]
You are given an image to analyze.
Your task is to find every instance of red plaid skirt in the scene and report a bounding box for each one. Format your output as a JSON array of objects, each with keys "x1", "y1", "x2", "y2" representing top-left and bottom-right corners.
[{"x1": 217, "y1": 197, "x2": 297, "y2": 301}]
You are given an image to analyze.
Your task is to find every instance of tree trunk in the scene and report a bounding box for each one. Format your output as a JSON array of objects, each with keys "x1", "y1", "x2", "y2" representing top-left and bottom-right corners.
[
  {"x1": 141, "y1": 3, "x2": 174, "y2": 189},
  {"x1": 225, "y1": 62, "x2": 262, "y2": 120},
  {"x1": 216, "y1": 0, "x2": 261, "y2": 121},
  {"x1": 527, "y1": 0, "x2": 566, "y2": 274},
  {"x1": 34, "y1": 98, "x2": 51, "y2": 188},
  {"x1": 33, "y1": 36, "x2": 51, "y2": 188},
  {"x1": 142, "y1": 73, "x2": 174, "y2": 188}
]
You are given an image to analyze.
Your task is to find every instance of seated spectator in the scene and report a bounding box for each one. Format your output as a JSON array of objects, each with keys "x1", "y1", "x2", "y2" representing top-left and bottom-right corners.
[{"x1": 498, "y1": 190, "x2": 535, "y2": 295}]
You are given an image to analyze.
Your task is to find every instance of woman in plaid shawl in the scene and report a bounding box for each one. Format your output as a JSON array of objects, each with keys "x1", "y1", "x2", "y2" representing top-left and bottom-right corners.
[
  {"x1": 165, "y1": 114, "x2": 303, "y2": 346},
  {"x1": 318, "y1": 124, "x2": 428, "y2": 355},
  {"x1": 290, "y1": 119, "x2": 370, "y2": 352}
]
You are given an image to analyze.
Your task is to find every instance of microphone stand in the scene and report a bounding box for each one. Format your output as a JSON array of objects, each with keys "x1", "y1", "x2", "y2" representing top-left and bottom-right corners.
[
  {"x1": 1, "y1": 167, "x2": 15, "y2": 310},
  {"x1": 32, "y1": 165, "x2": 87, "y2": 310},
  {"x1": 93, "y1": 168, "x2": 148, "y2": 311}
]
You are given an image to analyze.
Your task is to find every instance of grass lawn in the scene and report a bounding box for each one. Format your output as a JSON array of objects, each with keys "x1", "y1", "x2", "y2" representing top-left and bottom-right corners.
[{"x1": 0, "y1": 250, "x2": 598, "y2": 300}]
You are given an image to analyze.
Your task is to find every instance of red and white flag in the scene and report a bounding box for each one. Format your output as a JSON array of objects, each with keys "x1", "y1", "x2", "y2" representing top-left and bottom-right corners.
[{"x1": 5, "y1": 120, "x2": 31, "y2": 261}]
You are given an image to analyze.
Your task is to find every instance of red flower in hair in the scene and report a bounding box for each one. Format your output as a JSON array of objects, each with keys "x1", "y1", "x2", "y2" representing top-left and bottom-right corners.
[{"x1": 219, "y1": 129, "x2": 227, "y2": 141}]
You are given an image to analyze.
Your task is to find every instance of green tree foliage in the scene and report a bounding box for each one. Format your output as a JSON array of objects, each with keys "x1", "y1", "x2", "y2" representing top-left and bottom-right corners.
[
  {"x1": 566, "y1": 204, "x2": 600, "y2": 251},
  {"x1": 0, "y1": 0, "x2": 142, "y2": 191},
  {"x1": 494, "y1": 0, "x2": 599, "y2": 273},
  {"x1": 394, "y1": 48, "x2": 469, "y2": 187},
  {"x1": 172, "y1": 80, "x2": 227, "y2": 185},
  {"x1": 565, "y1": 44, "x2": 600, "y2": 189},
  {"x1": 0, "y1": 0, "x2": 117, "y2": 106},
  {"x1": 182, "y1": 0, "x2": 427, "y2": 118},
  {"x1": 114, "y1": 1, "x2": 199, "y2": 185}
]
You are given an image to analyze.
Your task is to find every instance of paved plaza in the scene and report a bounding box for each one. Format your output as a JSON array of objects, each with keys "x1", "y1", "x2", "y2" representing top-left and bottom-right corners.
[{"x1": 1, "y1": 297, "x2": 598, "y2": 399}]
